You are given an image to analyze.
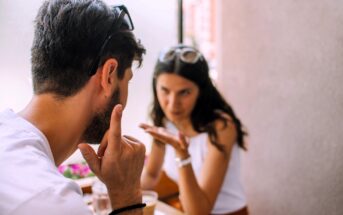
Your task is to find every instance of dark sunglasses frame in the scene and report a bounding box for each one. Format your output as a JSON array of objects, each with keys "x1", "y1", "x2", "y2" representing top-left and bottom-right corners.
[{"x1": 88, "y1": 5, "x2": 134, "y2": 76}]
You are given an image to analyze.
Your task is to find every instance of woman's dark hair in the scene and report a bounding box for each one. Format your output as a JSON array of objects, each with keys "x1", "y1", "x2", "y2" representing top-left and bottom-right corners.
[
  {"x1": 31, "y1": 0, "x2": 145, "y2": 98},
  {"x1": 150, "y1": 45, "x2": 247, "y2": 151}
]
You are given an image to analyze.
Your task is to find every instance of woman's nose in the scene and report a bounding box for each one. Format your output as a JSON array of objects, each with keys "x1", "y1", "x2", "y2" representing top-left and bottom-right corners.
[{"x1": 168, "y1": 94, "x2": 180, "y2": 109}]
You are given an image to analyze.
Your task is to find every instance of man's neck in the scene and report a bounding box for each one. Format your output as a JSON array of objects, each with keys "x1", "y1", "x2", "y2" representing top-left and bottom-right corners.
[{"x1": 19, "y1": 94, "x2": 92, "y2": 166}]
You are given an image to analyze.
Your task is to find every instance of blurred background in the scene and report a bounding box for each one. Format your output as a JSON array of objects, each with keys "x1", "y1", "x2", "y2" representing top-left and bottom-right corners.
[{"x1": 1, "y1": 0, "x2": 342, "y2": 214}]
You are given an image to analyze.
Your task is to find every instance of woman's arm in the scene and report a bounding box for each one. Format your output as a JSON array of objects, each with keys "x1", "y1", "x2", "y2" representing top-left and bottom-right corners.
[
  {"x1": 141, "y1": 119, "x2": 237, "y2": 215},
  {"x1": 177, "y1": 119, "x2": 236, "y2": 215},
  {"x1": 140, "y1": 125, "x2": 166, "y2": 190}
]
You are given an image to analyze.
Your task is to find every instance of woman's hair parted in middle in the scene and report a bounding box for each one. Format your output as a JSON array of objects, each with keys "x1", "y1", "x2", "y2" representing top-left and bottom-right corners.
[{"x1": 150, "y1": 45, "x2": 247, "y2": 152}]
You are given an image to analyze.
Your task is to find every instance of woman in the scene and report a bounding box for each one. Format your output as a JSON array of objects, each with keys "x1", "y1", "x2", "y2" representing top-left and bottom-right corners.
[{"x1": 140, "y1": 45, "x2": 248, "y2": 215}]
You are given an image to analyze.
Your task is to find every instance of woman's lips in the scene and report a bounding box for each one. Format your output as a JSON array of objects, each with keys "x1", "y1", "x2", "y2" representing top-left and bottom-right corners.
[{"x1": 170, "y1": 111, "x2": 182, "y2": 116}]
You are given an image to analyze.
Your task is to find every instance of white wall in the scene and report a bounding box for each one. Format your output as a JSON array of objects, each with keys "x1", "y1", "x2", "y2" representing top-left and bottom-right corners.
[
  {"x1": 111, "y1": 0, "x2": 177, "y2": 152},
  {"x1": 0, "y1": 1, "x2": 38, "y2": 111},
  {"x1": 0, "y1": 0, "x2": 177, "y2": 162},
  {"x1": 216, "y1": 1, "x2": 343, "y2": 214}
]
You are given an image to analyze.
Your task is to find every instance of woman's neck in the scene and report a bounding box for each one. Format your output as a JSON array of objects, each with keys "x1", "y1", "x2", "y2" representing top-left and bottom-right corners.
[{"x1": 172, "y1": 119, "x2": 198, "y2": 137}]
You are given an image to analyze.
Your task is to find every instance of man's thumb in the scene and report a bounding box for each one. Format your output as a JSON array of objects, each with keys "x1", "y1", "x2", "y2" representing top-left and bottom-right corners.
[{"x1": 78, "y1": 143, "x2": 100, "y2": 175}]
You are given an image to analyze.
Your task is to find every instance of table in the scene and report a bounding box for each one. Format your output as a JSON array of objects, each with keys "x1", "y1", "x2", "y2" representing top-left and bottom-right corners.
[
  {"x1": 78, "y1": 177, "x2": 184, "y2": 214},
  {"x1": 87, "y1": 199, "x2": 183, "y2": 215},
  {"x1": 155, "y1": 200, "x2": 184, "y2": 215}
]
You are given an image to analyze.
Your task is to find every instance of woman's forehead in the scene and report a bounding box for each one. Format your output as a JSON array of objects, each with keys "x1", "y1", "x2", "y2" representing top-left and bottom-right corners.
[{"x1": 156, "y1": 73, "x2": 197, "y2": 88}]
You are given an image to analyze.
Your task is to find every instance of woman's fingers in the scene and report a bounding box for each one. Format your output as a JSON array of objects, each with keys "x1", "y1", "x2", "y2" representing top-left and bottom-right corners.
[
  {"x1": 139, "y1": 123, "x2": 189, "y2": 151},
  {"x1": 145, "y1": 129, "x2": 180, "y2": 148},
  {"x1": 139, "y1": 123, "x2": 152, "y2": 130}
]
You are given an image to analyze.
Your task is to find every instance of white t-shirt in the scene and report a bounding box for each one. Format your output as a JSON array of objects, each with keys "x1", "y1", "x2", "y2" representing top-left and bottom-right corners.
[
  {"x1": 163, "y1": 122, "x2": 247, "y2": 214},
  {"x1": 0, "y1": 109, "x2": 92, "y2": 215}
]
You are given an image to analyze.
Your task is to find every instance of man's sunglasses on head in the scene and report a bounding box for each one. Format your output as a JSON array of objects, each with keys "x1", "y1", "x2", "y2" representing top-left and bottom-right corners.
[{"x1": 88, "y1": 5, "x2": 134, "y2": 76}]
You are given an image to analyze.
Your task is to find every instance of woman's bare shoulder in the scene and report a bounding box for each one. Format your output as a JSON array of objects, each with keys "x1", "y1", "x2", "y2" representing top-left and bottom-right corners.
[{"x1": 211, "y1": 113, "x2": 237, "y2": 151}]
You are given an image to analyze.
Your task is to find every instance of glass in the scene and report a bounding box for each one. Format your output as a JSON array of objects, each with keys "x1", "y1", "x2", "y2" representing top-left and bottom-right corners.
[
  {"x1": 88, "y1": 5, "x2": 134, "y2": 76},
  {"x1": 142, "y1": 190, "x2": 158, "y2": 215},
  {"x1": 158, "y1": 46, "x2": 204, "y2": 64},
  {"x1": 92, "y1": 180, "x2": 111, "y2": 215}
]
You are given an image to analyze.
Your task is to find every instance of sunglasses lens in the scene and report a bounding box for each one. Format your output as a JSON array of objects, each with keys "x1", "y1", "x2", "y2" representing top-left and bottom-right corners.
[
  {"x1": 159, "y1": 50, "x2": 176, "y2": 62},
  {"x1": 181, "y1": 50, "x2": 199, "y2": 63},
  {"x1": 159, "y1": 47, "x2": 202, "y2": 64}
]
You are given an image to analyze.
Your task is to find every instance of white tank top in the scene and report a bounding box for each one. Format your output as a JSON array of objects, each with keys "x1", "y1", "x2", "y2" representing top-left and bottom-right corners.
[{"x1": 163, "y1": 122, "x2": 247, "y2": 214}]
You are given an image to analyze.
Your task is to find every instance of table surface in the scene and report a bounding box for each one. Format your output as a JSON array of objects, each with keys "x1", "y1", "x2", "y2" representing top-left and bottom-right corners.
[
  {"x1": 78, "y1": 177, "x2": 183, "y2": 214},
  {"x1": 87, "y1": 199, "x2": 183, "y2": 215},
  {"x1": 155, "y1": 200, "x2": 184, "y2": 215}
]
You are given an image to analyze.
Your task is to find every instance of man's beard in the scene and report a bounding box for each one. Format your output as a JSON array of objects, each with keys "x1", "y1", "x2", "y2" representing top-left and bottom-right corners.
[{"x1": 82, "y1": 88, "x2": 121, "y2": 144}]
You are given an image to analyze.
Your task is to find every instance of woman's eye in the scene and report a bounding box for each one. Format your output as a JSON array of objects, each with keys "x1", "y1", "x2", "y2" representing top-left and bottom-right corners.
[
  {"x1": 180, "y1": 90, "x2": 191, "y2": 96},
  {"x1": 160, "y1": 88, "x2": 169, "y2": 94}
]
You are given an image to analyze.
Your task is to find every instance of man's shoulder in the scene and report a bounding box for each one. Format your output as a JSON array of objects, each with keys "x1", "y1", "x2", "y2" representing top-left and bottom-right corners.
[
  {"x1": 0, "y1": 109, "x2": 46, "y2": 141},
  {"x1": 0, "y1": 109, "x2": 55, "y2": 174},
  {"x1": 7, "y1": 182, "x2": 91, "y2": 215},
  {"x1": 0, "y1": 116, "x2": 87, "y2": 214},
  {"x1": 0, "y1": 167, "x2": 88, "y2": 215}
]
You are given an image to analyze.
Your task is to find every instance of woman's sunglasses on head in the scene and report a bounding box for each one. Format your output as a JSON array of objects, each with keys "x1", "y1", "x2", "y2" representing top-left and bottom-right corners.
[{"x1": 158, "y1": 46, "x2": 204, "y2": 64}]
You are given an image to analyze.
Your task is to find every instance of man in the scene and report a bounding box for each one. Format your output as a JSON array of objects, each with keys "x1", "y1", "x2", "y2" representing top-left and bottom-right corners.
[{"x1": 0, "y1": 0, "x2": 146, "y2": 214}]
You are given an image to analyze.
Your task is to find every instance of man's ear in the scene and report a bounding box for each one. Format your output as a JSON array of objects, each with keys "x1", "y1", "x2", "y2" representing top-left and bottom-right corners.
[{"x1": 100, "y1": 58, "x2": 118, "y2": 96}]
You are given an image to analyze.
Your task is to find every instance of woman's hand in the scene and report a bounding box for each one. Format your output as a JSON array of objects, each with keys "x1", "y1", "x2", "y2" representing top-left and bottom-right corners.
[{"x1": 139, "y1": 123, "x2": 189, "y2": 159}]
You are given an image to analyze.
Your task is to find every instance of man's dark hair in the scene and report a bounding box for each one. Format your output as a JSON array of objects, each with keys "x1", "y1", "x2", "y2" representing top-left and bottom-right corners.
[{"x1": 31, "y1": 0, "x2": 145, "y2": 97}]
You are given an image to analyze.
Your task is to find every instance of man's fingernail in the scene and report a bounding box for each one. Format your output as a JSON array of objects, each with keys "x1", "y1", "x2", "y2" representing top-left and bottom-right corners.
[{"x1": 116, "y1": 104, "x2": 123, "y2": 115}]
